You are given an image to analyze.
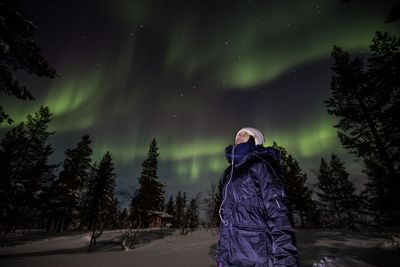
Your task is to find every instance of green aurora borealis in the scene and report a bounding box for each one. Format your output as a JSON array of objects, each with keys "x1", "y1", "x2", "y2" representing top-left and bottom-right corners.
[{"x1": 1, "y1": 0, "x2": 399, "y2": 198}]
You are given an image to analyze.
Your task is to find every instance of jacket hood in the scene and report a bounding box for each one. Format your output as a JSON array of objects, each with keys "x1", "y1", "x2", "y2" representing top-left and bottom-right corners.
[
  {"x1": 255, "y1": 146, "x2": 281, "y2": 162},
  {"x1": 225, "y1": 142, "x2": 256, "y2": 164}
]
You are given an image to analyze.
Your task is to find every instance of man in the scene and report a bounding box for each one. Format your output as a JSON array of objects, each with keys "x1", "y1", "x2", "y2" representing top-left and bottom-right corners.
[{"x1": 215, "y1": 127, "x2": 298, "y2": 267}]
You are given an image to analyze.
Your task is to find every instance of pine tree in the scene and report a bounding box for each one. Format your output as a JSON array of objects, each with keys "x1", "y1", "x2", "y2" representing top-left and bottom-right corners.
[
  {"x1": 0, "y1": 0, "x2": 57, "y2": 124},
  {"x1": 24, "y1": 107, "x2": 55, "y2": 221},
  {"x1": 361, "y1": 161, "x2": 391, "y2": 225},
  {"x1": 179, "y1": 192, "x2": 188, "y2": 234},
  {"x1": 129, "y1": 192, "x2": 141, "y2": 228},
  {"x1": 119, "y1": 208, "x2": 130, "y2": 229},
  {"x1": 131, "y1": 138, "x2": 165, "y2": 227},
  {"x1": 326, "y1": 32, "x2": 400, "y2": 225},
  {"x1": 40, "y1": 171, "x2": 61, "y2": 232},
  {"x1": 316, "y1": 155, "x2": 358, "y2": 229},
  {"x1": 186, "y1": 198, "x2": 199, "y2": 232},
  {"x1": 316, "y1": 157, "x2": 342, "y2": 227},
  {"x1": 272, "y1": 142, "x2": 317, "y2": 228},
  {"x1": 165, "y1": 196, "x2": 174, "y2": 216},
  {"x1": 85, "y1": 152, "x2": 117, "y2": 242},
  {"x1": 286, "y1": 155, "x2": 315, "y2": 228},
  {"x1": 329, "y1": 154, "x2": 358, "y2": 229},
  {"x1": 0, "y1": 106, "x2": 54, "y2": 231},
  {"x1": 109, "y1": 197, "x2": 120, "y2": 229},
  {"x1": 205, "y1": 182, "x2": 222, "y2": 228},
  {"x1": 174, "y1": 191, "x2": 182, "y2": 228},
  {"x1": 174, "y1": 191, "x2": 187, "y2": 230},
  {"x1": 54, "y1": 135, "x2": 93, "y2": 231},
  {"x1": 0, "y1": 123, "x2": 28, "y2": 231}
]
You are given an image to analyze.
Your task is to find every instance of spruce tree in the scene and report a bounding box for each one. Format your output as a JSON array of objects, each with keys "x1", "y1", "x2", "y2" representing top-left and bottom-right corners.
[
  {"x1": 109, "y1": 197, "x2": 120, "y2": 229},
  {"x1": 131, "y1": 138, "x2": 165, "y2": 227},
  {"x1": 180, "y1": 192, "x2": 188, "y2": 234},
  {"x1": 119, "y1": 208, "x2": 130, "y2": 229},
  {"x1": 165, "y1": 196, "x2": 174, "y2": 216},
  {"x1": 24, "y1": 106, "x2": 55, "y2": 217},
  {"x1": 272, "y1": 142, "x2": 316, "y2": 228},
  {"x1": 330, "y1": 154, "x2": 358, "y2": 229},
  {"x1": 326, "y1": 32, "x2": 400, "y2": 225},
  {"x1": 86, "y1": 152, "x2": 117, "y2": 232},
  {"x1": 54, "y1": 135, "x2": 93, "y2": 231},
  {"x1": 174, "y1": 191, "x2": 187, "y2": 229},
  {"x1": 174, "y1": 191, "x2": 182, "y2": 228},
  {"x1": 205, "y1": 182, "x2": 222, "y2": 228},
  {"x1": 285, "y1": 154, "x2": 315, "y2": 228},
  {"x1": 316, "y1": 157, "x2": 342, "y2": 227},
  {"x1": 40, "y1": 172, "x2": 61, "y2": 232},
  {"x1": 186, "y1": 198, "x2": 199, "y2": 232},
  {"x1": 361, "y1": 161, "x2": 392, "y2": 225},
  {"x1": 316, "y1": 154, "x2": 358, "y2": 229},
  {"x1": 0, "y1": 0, "x2": 57, "y2": 124},
  {"x1": 0, "y1": 123, "x2": 28, "y2": 230},
  {"x1": 0, "y1": 106, "x2": 54, "y2": 231},
  {"x1": 129, "y1": 192, "x2": 141, "y2": 228}
]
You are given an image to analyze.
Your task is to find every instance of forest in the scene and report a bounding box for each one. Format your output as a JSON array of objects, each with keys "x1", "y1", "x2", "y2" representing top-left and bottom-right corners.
[{"x1": 1, "y1": 0, "x2": 399, "y2": 255}]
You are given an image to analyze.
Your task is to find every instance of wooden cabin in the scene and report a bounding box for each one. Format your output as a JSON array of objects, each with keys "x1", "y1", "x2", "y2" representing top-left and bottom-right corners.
[{"x1": 149, "y1": 211, "x2": 173, "y2": 228}]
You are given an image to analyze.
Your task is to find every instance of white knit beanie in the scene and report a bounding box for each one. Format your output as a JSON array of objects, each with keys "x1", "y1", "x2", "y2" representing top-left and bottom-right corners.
[{"x1": 235, "y1": 127, "x2": 265, "y2": 145}]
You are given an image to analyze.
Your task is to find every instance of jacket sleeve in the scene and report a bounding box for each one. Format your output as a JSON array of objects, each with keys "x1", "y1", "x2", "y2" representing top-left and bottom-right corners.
[
  {"x1": 257, "y1": 161, "x2": 299, "y2": 267},
  {"x1": 215, "y1": 221, "x2": 229, "y2": 265},
  {"x1": 214, "y1": 170, "x2": 230, "y2": 265}
]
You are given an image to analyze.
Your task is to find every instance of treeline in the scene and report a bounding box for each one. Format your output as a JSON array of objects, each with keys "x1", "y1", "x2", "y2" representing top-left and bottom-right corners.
[
  {"x1": 127, "y1": 139, "x2": 200, "y2": 234},
  {"x1": 285, "y1": 31, "x2": 400, "y2": 229},
  {"x1": 0, "y1": 107, "x2": 120, "y2": 234},
  {"x1": 164, "y1": 192, "x2": 200, "y2": 234},
  {"x1": 0, "y1": 110, "x2": 202, "y2": 238},
  {"x1": 274, "y1": 145, "x2": 360, "y2": 229},
  {"x1": 1, "y1": 0, "x2": 398, "y2": 232},
  {"x1": 326, "y1": 31, "x2": 399, "y2": 227}
]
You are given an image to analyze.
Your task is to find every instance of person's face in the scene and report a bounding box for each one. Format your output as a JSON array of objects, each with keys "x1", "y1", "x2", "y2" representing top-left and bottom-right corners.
[{"x1": 235, "y1": 131, "x2": 250, "y2": 145}]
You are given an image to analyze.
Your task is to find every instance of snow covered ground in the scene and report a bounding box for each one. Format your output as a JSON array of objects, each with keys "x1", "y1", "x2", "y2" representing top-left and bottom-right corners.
[{"x1": 1, "y1": 228, "x2": 399, "y2": 267}]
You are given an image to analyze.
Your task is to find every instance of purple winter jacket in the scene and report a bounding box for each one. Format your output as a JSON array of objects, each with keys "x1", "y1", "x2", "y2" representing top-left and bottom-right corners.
[{"x1": 215, "y1": 145, "x2": 298, "y2": 267}]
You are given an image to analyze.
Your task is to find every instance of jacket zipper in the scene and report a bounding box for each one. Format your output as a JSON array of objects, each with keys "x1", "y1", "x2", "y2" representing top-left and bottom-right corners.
[{"x1": 273, "y1": 194, "x2": 281, "y2": 209}]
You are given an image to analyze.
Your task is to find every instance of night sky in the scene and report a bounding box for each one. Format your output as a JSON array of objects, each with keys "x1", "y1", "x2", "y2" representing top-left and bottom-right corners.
[{"x1": 1, "y1": 0, "x2": 399, "y2": 201}]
